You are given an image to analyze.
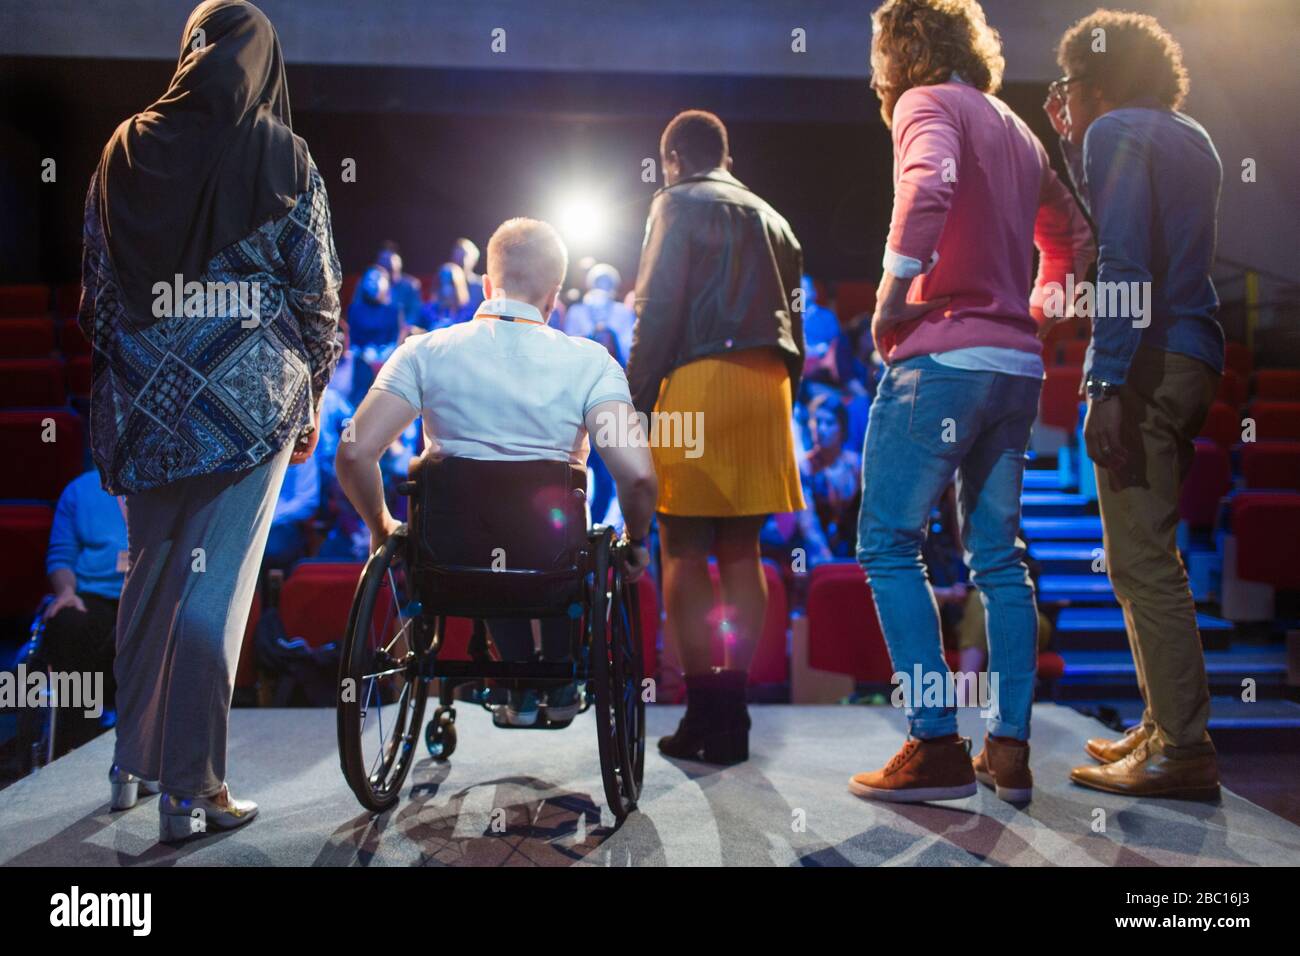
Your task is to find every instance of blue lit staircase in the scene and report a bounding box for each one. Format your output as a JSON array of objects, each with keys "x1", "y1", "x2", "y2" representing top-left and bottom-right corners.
[{"x1": 1021, "y1": 452, "x2": 1300, "y2": 746}]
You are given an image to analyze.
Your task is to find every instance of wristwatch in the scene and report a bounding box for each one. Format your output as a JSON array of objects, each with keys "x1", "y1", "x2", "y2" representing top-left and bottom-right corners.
[{"x1": 1085, "y1": 376, "x2": 1121, "y2": 401}]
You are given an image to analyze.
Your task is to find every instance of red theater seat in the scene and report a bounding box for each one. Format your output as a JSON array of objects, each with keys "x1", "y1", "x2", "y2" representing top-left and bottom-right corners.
[
  {"x1": 0, "y1": 503, "x2": 55, "y2": 617},
  {"x1": 1042, "y1": 319, "x2": 1087, "y2": 354},
  {"x1": 236, "y1": 591, "x2": 262, "y2": 690},
  {"x1": 1179, "y1": 439, "x2": 1232, "y2": 530},
  {"x1": 0, "y1": 285, "x2": 50, "y2": 317},
  {"x1": 1232, "y1": 493, "x2": 1300, "y2": 589},
  {"x1": 706, "y1": 560, "x2": 788, "y2": 686},
  {"x1": 1198, "y1": 401, "x2": 1240, "y2": 448},
  {"x1": 1248, "y1": 401, "x2": 1300, "y2": 442},
  {"x1": 1241, "y1": 441, "x2": 1300, "y2": 491},
  {"x1": 65, "y1": 356, "x2": 92, "y2": 397},
  {"x1": 1224, "y1": 341, "x2": 1253, "y2": 380},
  {"x1": 807, "y1": 562, "x2": 893, "y2": 683},
  {"x1": 1040, "y1": 365, "x2": 1083, "y2": 430},
  {"x1": 0, "y1": 318, "x2": 57, "y2": 358},
  {"x1": 0, "y1": 358, "x2": 66, "y2": 408},
  {"x1": 1254, "y1": 370, "x2": 1300, "y2": 401},
  {"x1": 279, "y1": 562, "x2": 364, "y2": 648},
  {"x1": 0, "y1": 410, "x2": 84, "y2": 501},
  {"x1": 437, "y1": 616, "x2": 475, "y2": 660},
  {"x1": 54, "y1": 282, "x2": 82, "y2": 319},
  {"x1": 1057, "y1": 339, "x2": 1088, "y2": 367},
  {"x1": 1037, "y1": 650, "x2": 1066, "y2": 682},
  {"x1": 636, "y1": 573, "x2": 661, "y2": 682},
  {"x1": 59, "y1": 320, "x2": 92, "y2": 357},
  {"x1": 1216, "y1": 369, "x2": 1244, "y2": 407},
  {"x1": 833, "y1": 280, "x2": 875, "y2": 324}
]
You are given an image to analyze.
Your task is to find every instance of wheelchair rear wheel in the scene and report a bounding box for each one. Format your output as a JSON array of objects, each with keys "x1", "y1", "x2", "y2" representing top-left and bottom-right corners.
[
  {"x1": 337, "y1": 527, "x2": 430, "y2": 812},
  {"x1": 613, "y1": 559, "x2": 647, "y2": 789},
  {"x1": 590, "y1": 532, "x2": 644, "y2": 819}
]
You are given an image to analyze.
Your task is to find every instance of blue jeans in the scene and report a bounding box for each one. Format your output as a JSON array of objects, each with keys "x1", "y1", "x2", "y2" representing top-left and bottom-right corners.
[{"x1": 856, "y1": 354, "x2": 1040, "y2": 741}]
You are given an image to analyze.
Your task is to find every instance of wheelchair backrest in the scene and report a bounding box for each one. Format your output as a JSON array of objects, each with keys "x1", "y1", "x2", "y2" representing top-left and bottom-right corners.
[{"x1": 405, "y1": 455, "x2": 590, "y2": 617}]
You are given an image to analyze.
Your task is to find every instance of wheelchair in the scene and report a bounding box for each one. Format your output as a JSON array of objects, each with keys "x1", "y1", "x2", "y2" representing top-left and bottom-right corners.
[
  {"x1": 335, "y1": 454, "x2": 645, "y2": 820},
  {"x1": 11, "y1": 597, "x2": 57, "y2": 774}
]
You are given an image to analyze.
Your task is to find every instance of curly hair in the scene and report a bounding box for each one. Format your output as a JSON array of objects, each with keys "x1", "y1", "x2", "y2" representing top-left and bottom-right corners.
[
  {"x1": 1057, "y1": 9, "x2": 1189, "y2": 109},
  {"x1": 870, "y1": 0, "x2": 1005, "y2": 125}
]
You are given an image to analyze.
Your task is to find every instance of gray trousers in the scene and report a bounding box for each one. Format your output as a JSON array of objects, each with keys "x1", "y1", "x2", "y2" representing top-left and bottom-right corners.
[{"x1": 113, "y1": 442, "x2": 292, "y2": 797}]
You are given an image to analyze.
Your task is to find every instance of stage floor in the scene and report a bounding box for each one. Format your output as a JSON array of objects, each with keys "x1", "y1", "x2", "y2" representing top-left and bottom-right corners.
[{"x1": 2, "y1": 704, "x2": 1298, "y2": 867}]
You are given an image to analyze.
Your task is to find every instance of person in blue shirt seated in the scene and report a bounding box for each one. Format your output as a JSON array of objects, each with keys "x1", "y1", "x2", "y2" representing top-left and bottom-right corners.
[
  {"x1": 1045, "y1": 8, "x2": 1224, "y2": 800},
  {"x1": 450, "y1": 237, "x2": 485, "y2": 314},
  {"x1": 347, "y1": 265, "x2": 402, "y2": 358},
  {"x1": 420, "y1": 262, "x2": 472, "y2": 331},
  {"x1": 263, "y1": 459, "x2": 321, "y2": 578},
  {"x1": 800, "y1": 275, "x2": 841, "y2": 384},
  {"x1": 377, "y1": 243, "x2": 423, "y2": 332},
  {"x1": 40, "y1": 470, "x2": 129, "y2": 754},
  {"x1": 563, "y1": 263, "x2": 635, "y2": 364},
  {"x1": 801, "y1": 392, "x2": 861, "y2": 558}
]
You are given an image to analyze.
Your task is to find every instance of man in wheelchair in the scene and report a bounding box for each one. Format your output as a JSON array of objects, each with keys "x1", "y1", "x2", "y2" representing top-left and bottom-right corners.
[{"x1": 336, "y1": 217, "x2": 656, "y2": 727}]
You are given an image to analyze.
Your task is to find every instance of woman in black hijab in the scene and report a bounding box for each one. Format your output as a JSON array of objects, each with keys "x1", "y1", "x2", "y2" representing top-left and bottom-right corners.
[{"x1": 79, "y1": 0, "x2": 342, "y2": 842}]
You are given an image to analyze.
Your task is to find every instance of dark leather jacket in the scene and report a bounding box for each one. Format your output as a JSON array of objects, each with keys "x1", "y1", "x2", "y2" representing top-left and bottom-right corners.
[{"x1": 627, "y1": 168, "x2": 804, "y2": 414}]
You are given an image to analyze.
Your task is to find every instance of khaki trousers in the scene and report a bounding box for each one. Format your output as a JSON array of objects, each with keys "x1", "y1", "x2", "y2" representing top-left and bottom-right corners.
[{"x1": 1094, "y1": 346, "x2": 1220, "y2": 759}]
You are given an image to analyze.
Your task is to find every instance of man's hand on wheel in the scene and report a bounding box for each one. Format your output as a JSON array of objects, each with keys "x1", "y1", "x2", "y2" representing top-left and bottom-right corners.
[{"x1": 621, "y1": 534, "x2": 651, "y2": 583}]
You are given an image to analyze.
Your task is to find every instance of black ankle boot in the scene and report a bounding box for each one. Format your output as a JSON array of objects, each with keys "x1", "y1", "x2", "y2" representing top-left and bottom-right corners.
[
  {"x1": 710, "y1": 668, "x2": 751, "y2": 764},
  {"x1": 658, "y1": 668, "x2": 750, "y2": 765},
  {"x1": 657, "y1": 673, "x2": 715, "y2": 760}
]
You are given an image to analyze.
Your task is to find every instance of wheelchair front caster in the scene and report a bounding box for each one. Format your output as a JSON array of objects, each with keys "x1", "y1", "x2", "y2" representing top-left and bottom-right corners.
[{"x1": 425, "y1": 708, "x2": 457, "y2": 760}]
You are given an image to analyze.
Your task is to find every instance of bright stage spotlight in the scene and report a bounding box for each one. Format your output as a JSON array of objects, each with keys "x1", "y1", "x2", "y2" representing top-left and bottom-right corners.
[{"x1": 553, "y1": 191, "x2": 608, "y2": 249}]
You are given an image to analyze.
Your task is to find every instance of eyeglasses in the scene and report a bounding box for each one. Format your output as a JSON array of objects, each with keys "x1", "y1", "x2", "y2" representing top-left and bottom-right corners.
[{"x1": 1048, "y1": 75, "x2": 1089, "y2": 98}]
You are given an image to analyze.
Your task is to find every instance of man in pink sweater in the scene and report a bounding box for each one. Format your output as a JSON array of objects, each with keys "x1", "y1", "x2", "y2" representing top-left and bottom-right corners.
[{"x1": 848, "y1": 0, "x2": 1092, "y2": 806}]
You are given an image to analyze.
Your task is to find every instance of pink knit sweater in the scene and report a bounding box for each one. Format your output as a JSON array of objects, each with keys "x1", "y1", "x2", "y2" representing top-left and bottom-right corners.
[{"x1": 880, "y1": 81, "x2": 1094, "y2": 363}]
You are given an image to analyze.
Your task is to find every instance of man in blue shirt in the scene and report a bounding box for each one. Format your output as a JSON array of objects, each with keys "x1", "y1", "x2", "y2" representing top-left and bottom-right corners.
[
  {"x1": 41, "y1": 470, "x2": 130, "y2": 754},
  {"x1": 1045, "y1": 10, "x2": 1223, "y2": 800}
]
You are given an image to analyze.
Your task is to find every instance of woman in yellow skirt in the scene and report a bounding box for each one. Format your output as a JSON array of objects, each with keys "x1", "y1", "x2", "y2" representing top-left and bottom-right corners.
[{"x1": 627, "y1": 109, "x2": 805, "y2": 764}]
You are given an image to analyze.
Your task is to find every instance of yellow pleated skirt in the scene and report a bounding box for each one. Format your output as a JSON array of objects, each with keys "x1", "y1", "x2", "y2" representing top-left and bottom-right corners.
[{"x1": 651, "y1": 347, "x2": 805, "y2": 517}]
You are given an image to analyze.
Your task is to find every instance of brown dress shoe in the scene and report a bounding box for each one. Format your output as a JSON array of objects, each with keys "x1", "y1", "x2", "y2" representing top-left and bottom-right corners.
[
  {"x1": 849, "y1": 735, "x2": 976, "y2": 803},
  {"x1": 972, "y1": 734, "x2": 1032, "y2": 803},
  {"x1": 1070, "y1": 739, "x2": 1220, "y2": 800},
  {"x1": 1085, "y1": 724, "x2": 1149, "y2": 763}
]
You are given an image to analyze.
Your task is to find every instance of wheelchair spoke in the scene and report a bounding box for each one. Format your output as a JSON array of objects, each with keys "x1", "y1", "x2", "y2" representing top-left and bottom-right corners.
[
  {"x1": 381, "y1": 623, "x2": 414, "y2": 657},
  {"x1": 368, "y1": 679, "x2": 410, "y2": 781}
]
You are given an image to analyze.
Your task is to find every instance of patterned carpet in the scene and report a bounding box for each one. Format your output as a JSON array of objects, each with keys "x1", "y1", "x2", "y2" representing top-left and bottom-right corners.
[{"x1": 2, "y1": 704, "x2": 1298, "y2": 867}]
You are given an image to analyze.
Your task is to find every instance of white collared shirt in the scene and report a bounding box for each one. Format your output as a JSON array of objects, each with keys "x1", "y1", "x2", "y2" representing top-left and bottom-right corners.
[
  {"x1": 372, "y1": 297, "x2": 633, "y2": 465},
  {"x1": 476, "y1": 296, "x2": 546, "y2": 324}
]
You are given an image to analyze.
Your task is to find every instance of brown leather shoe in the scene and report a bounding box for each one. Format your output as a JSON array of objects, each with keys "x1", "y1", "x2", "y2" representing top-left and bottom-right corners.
[
  {"x1": 1085, "y1": 724, "x2": 1149, "y2": 763},
  {"x1": 1070, "y1": 738, "x2": 1220, "y2": 800},
  {"x1": 849, "y1": 735, "x2": 976, "y2": 803},
  {"x1": 972, "y1": 734, "x2": 1032, "y2": 803}
]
